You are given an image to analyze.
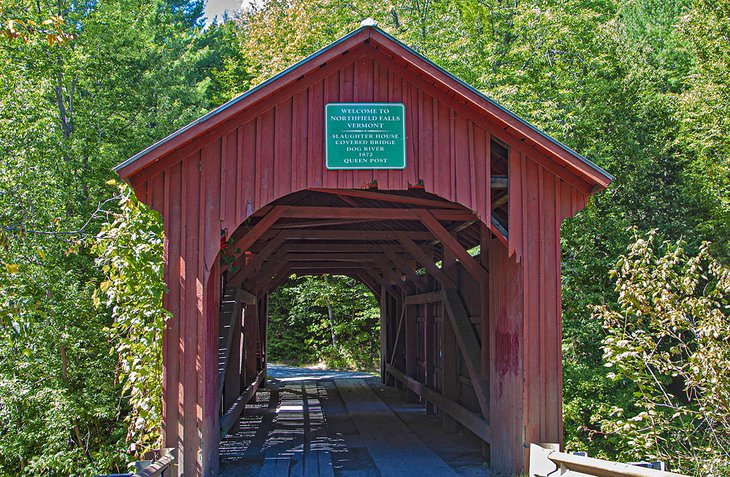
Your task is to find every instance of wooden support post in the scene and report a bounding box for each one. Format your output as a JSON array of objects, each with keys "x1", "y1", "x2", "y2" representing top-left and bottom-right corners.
[
  {"x1": 243, "y1": 304, "x2": 249, "y2": 394},
  {"x1": 223, "y1": 302, "x2": 243, "y2": 433},
  {"x1": 441, "y1": 246, "x2": 459, "y2": 432},
  {"x1": 259, "y1": 294, "x2": 268, "y2": 388},
  {"x1": 441, "y1": 302, "x2": 459, "y2": 432},
  {"x1": 480, "y1": 223, "x2": 491, "y2": 394},
  {"x1": 244, "y1": 302, "x2": 258, "y2": 402},
  {"x1": 404, "y1": 303, "x2": 418, "y2": 402},
  {"x1": 425, "y1": 302, "x2": 436, "y2": 415},
  {"x1": 392, "y1": 293, "x2": 404, "y2": 390},
  {"x1": 480, "y1": 223, "x2": 491, "y2": 460},
  {"x1": 442, "y1": 288, "x2": 490, "y2": 420},
  {"x1": 379, "y1": 285, "x2": 388, "y2": 384}
]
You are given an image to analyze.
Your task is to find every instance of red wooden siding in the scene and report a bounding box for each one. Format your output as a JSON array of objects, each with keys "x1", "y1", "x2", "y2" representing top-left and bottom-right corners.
[
  {"x1": 130, "y1": 42, "x2": 594, "y2": 270},
  {"x1": 116, "y1": 25, "x2": 609, "y2": 477}
]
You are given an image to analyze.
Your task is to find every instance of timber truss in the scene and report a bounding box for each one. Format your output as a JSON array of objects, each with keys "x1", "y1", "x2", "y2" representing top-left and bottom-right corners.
[{"x1": 215, "y1": 187, "x2": 496, "y2": 446}]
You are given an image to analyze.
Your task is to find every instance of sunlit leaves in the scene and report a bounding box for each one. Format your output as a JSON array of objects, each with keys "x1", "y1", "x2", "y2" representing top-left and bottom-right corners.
[
  {"x1": 597, "y1": 230, "x2": 730, "y2": 475},
  {"x1": 92, "y1": 186, "x2": 169, "y2": 455}
]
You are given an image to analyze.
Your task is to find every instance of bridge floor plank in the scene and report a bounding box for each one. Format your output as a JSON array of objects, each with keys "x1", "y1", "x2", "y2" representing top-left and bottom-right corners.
[{"x1": 219, "y1": 365, "x2": 488, "y2": 477}]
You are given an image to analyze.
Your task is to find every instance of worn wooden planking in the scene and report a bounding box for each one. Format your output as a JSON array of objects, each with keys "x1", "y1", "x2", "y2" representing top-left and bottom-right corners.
[{"x1": 335, "y1": 378, "x2": 460, "y2": 477}]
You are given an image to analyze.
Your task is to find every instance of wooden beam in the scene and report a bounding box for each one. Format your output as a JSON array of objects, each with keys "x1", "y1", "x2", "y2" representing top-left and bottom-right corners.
[
  {"x1": 373, "y1": 256, "x2": 408, "y2": 289},
  {"x1": 383, "y1": 248, "x2": 429, "y2": 290},
  {"x1": 262, "y1": 230, "x2": 434, "y2": 242},
  {"x1": 242, "y1": 248, "x2": 289, "y2": 289},
  {"x1": 396, "y1": 232, "x2": 456, "y2": 288},
  {"x1": 281, "y1": 206, "x2": 476, "y2": 222},
  {"x1": 416, "y1": 209, "x2": 488, "y2": 284},
  {"x1": 228, "y1": 233, "x2": 286, "y2": 287},
  {"x1": 239, "y1": 289, "x2": 257, "y2": 305},
  {"x1": 225, "y1": 206, "x2": 288, "y2": 272},
  {"x1": 308, "y1": 188, "x2": 463, "y2": 209},
  {"x1": 217, "y1": 289, "x2": 243, "y2": 404},
  {"x1": 360, "y1": 267, "x2": 401, "y2": 298},
  {"x1": 220, "y1": 370, "x2": 266, "y2": 436},
  {"x1": 404, "y1": 291, "x2": 443, "y2": 305},
  {"x1": 289, "y1": 261, "x2": 369, "y2": 269},
  {"x1": 425, "y1": 220, "x2": 476, "y2": 247},
  {"x1": 353, "y1": 271, "x2": 381, "y2": 299},
  {"x1": 282, "y1": 253, "x2": 379, "y2": 262},
  {"x1": 282, "y1": 243, "x2": 410, "y2": 254},
  {"x1": 385, "y1": 364, "x2": 490, "y2": 443},
  {"x1": 492, "y1": 193, "x2": 508, "y2": 209},
  {"x1": 260, "y1": 264, "x2": 293, "y2": 295},
  {"x1": 441, "y1": 289, "x2": 490, "y2": 420},
  {"x1": 271, "y1": 218, "x2": 379, "y2": 229}
]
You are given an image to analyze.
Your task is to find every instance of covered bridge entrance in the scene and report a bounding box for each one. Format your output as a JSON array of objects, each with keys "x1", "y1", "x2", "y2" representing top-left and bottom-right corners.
[{"x1": 115, "y1": 22, "x2": 611, "y2": 477}]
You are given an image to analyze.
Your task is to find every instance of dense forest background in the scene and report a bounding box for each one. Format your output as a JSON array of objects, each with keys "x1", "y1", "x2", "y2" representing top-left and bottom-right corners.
[{"x1": 0, "y1": 0, "x2": 728, "y2": 475}]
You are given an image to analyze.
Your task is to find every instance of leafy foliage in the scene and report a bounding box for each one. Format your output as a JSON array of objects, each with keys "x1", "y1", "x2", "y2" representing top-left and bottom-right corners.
[
  {"x1": 92, "y1": 186, "x2": 169, "y2": 455},
  {"x1": 268, "y1": 275, "x2": 380, "y2": 371},
  {"x1": 598, "y1": 231, "x2": 729, "y2": 475}
]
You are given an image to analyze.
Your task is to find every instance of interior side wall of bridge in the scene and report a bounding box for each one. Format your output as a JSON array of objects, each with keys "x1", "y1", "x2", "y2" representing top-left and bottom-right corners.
[{"x1": 119, "y1": 27, "x2": 602, "y2": 477}]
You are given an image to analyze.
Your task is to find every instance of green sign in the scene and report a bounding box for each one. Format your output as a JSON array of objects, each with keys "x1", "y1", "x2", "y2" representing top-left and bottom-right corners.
[{"x1": 325, "y1": 103, "x2": 406, "y2": 170}]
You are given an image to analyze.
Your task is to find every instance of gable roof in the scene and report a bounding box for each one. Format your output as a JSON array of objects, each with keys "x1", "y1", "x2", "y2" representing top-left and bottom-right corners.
[{"x1": 115, "y1": 24, "x2": 613, "y2": 189}]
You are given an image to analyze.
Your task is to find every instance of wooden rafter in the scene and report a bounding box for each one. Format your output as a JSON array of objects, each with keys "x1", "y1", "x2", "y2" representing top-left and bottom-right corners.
[
  {"x1": 271, "y1": 218, "x2": 379, "y2": 229},
  {"x1": 382, "y1": 248, "x2": 429, "y2": 290},
  {"x1": 395, "y1": 232, "x2": 456, "y2": 288},
  {"x1": 258, "y1": 229, "x2": 434, "y2": 242},
  {"x1": 372, "y1": 256, "x2": 408, "y2": 289},
  {"x1": 224, "y1": 205, "x2": 288, "y2": 272},
  {"x1": 416, "y1": 209, "x2": 488, "y2": 284},
  {"x1": 308, "y1": 188, "x2": 463, "y2": 209},
  {"x1": 228, "y1": 232, "x2": 287, "y2": 287},
  {"x1": 281, "y1": 206, "x2": 475, "y2": 222}
]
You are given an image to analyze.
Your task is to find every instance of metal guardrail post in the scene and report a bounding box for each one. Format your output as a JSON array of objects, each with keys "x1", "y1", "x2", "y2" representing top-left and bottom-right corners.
[{"x1": 528, "y1": 443, "x2": 688, "y2": 477}]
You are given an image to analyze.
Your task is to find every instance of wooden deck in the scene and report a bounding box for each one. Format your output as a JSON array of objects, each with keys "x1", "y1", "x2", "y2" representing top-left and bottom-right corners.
[{"x1": 219, "y1": 365, "x2": 489, "y2": 477}]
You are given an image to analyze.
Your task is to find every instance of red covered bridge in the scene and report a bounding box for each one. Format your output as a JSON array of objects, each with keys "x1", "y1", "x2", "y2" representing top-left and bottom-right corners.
[{"x1": 115, "y1": 22, "x2": 611, "y2": 477}]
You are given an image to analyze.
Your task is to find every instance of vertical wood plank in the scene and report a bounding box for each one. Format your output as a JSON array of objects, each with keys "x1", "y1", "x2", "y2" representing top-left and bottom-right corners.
[
  {"x1": 489, "y1": 237, "x2": 524, "y2": 474},
  {"x1": 182, "y1": 152, "x2": 200, "y2": 477},
  {"x1": 404, "y1": 303, "x2": 417, "y2": 402}
]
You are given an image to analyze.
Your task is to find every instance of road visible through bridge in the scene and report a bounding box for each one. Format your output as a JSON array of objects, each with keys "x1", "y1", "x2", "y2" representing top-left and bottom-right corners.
[{"x1": 219, "y1": 365, "x2": 489, "y2": 477}]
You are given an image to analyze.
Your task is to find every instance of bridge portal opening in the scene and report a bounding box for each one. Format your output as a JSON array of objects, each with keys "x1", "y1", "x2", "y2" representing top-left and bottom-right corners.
[{"x1": 214, "y1": 188, "x2": 495, "y2": 475}]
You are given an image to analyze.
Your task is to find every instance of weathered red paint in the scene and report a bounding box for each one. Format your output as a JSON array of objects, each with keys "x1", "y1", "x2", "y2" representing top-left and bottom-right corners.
[{"x1": 116, "y1": 25, "x2": 610, "y2": 477}]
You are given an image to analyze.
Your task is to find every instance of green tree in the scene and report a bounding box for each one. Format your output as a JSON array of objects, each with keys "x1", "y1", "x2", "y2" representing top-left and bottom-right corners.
[
  {"x1": 598, "y1": 231, "x2": 729, "y2": 475},
  {"x1": 268, "y1": 275, "x2": 380, "y2": 370}
]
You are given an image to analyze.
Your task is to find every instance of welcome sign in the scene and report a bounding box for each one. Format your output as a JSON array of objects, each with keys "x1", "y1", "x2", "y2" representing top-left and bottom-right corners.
[{"x1": 325, "y1": 103, "x2": 406, "y2": 170}]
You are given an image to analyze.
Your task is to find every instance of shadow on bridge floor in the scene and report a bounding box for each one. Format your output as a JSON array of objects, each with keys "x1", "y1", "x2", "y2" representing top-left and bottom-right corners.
[{"x1": 219, "y1": 365, "x2": 490, "y2": 477}]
